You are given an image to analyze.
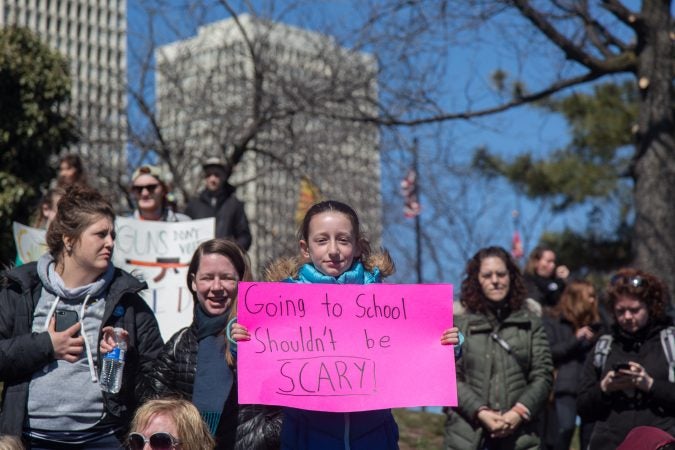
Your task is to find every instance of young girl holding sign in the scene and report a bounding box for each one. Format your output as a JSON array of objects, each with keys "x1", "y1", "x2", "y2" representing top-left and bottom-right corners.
[{"x1": 231, "y1": 200, "x2": 461, "y2": 450}]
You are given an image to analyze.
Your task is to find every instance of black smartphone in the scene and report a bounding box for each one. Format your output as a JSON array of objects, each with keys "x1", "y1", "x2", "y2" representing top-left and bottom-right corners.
[
  {"x1": 612, "y1": 362, "x2": 631, "y2": 372},
  {"x1": 55, "y1": 309, "x2": 79, "y2": 334},
  {"x1": 589, "y1": 323, "x2": 602, "y2": 332}
]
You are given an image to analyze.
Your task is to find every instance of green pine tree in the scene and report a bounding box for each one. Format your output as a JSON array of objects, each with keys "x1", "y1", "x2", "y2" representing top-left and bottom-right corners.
[
  {"x1": 0, "y1": 26, "x2": 79, "y2": 265},
  {"x1": 473, "y1": 81, "x2": 644, "y2": 275}
]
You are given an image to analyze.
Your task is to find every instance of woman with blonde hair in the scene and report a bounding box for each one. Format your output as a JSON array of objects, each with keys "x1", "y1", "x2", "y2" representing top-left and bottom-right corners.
[
  {"x1": 543, "y1": 280, "x2": 605, "y2": 450},
  {"x1": 128, "y1": 398, "x2": 215, "y2": 450}
]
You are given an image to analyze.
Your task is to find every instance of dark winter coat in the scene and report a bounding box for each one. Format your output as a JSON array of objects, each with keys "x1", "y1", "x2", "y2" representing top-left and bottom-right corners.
[
  {"x1": 524, "y1": 274, "x2": 565, "y2": 308},
  {"x1": 543, "y1": 316, "x2": 601, "y2": 396},
  {"x1": 0, "y1": 262, "x2": 163, "y2": 435},
  {"x1": 184, "y1": 184, "x2": 252, "y2": 251},
  {"x1": 577, "y1": 322, "x2": 675, "y2": 450},
  {"x1": 143, "y1": 321, "x2": 282, "y2": 450},
  {"x1": 444, "y1": 307, "x2": 553, "y2": 450}
]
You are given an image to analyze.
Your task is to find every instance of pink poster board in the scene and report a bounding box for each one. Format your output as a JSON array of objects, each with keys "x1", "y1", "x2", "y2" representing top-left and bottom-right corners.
[{"x1": 237, "y1": 282, "x2": 457, "y2": 412}]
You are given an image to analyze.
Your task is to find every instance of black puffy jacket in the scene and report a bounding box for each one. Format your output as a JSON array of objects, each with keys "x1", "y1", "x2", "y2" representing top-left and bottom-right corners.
[
  {"x1": 143, "y1": 322, "x2": 281, "y2": 450},
  {"x1": 0, "y1": 262, "x2": 163, "y2": 435}
]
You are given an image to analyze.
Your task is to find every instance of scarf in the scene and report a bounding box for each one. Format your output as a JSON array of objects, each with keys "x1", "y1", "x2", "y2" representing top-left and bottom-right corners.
[
  {"x1": 191, "y1": 305, "x2": 233, "y2": 435},
  {"x1": 484, "y1": 297, "x2": 511, "y2": 323},
  {"x1": 294, "y1": 261, "x2": 380, "y2": 285}
]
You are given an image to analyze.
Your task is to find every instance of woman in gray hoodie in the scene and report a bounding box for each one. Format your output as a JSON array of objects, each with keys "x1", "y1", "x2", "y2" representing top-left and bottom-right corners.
[{"x1": 0, "y1": 185, "x2": 163, "y2": 448}]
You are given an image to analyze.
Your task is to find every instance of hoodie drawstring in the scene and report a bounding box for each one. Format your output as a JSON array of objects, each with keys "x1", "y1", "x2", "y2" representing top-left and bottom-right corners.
[
  {"x1": 43, "y1": 296, "x2": 61, "y2": 332},
  {"x1": 43, "y1": 294, "x2": 98, "y2": 383},
  {"x1": 79, "y1": 294, "x2": 98, "y2": 383}
]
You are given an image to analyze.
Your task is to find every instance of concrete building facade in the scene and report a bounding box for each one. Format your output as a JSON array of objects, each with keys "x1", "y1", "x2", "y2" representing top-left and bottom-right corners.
[
  {"x1": 1, "y1": 0, "x2": 128, "y2": 191},
  {"x1": 156, "y1": 14, "x2": 382, "y2": 273}
]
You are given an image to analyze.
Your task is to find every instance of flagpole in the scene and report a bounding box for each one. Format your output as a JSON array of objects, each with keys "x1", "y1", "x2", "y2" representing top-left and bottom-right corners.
[
  {"x1": 413, "y1": 138, "x2": 422, "y2": 285},
  {"x1": 412, "y1": 138, "x2": 424, "y2": 413}
]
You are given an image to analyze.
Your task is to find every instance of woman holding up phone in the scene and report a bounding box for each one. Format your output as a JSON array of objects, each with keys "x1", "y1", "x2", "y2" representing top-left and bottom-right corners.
[
  {"x1": 577, "y1": 268, "x2": 675, "y2": 450},
  {"x1": 0, "y1": 186, "x2": 163, "y2": 448},
  {"x1": 542, "y1": 280, "x2": 605, "y2": 450}
]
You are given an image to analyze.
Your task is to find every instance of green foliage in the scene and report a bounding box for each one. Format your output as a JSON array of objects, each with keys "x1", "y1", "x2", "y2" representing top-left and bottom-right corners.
[
  {"x1": 540, "y1": 81, "x2": 638, "y2": 160},
  {"x1": 0, "y1": 27, "x2": 78, "y2": 264},
  {"x1": 473, "y1": 81, "x2": 641, "y2": 273},
  {"x1": 540, "y1": 227, "x2": 632, "y2": 276}
]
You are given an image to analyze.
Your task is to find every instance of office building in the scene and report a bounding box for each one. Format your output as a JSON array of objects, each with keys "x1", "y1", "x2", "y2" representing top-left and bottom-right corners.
[
  {"x1": 156, "y1": 14, "x2": 381, "y2": 272},
  {"x1": 1, "y1": 0, "x2": 128, "y2": 191}
]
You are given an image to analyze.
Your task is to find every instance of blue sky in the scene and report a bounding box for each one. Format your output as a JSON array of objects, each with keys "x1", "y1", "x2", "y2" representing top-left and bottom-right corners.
[{"x1": 125, "y1": 1, "x2": 631, "y2": 286}]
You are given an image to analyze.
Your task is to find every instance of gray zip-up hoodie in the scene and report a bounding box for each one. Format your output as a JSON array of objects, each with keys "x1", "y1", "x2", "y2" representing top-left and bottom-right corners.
[{"x1": 27, "y1": 254, "x2": 114, "y2": 431}]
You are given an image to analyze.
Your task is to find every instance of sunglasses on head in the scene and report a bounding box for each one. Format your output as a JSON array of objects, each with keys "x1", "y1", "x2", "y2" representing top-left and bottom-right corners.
[
  {"x1": 132, "y1": 183, "x2": 159, "y2": 195},
  {"x1": 610, "y1": 274, "x2": 645, "y2": 288},
  {"x1": 127, "y1": 432, "x2": 181, "y2": 450}
]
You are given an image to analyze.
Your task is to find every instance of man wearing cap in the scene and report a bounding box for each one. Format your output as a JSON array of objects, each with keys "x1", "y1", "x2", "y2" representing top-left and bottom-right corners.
[
  {"x1": 184, "y1": 157, "x2": 252, "y2": 250},
  {"x1": 131, "y1": 164, "x2": 190, "y2": 222}
]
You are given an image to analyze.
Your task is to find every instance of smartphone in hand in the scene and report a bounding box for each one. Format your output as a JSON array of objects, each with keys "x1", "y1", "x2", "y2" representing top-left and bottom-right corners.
[
  {"x1": 55, "y1": 309, "x2": 80, "y2": 335},
  {"x1": 612, "y1": 362, "x2": 631, "y2": 372}
]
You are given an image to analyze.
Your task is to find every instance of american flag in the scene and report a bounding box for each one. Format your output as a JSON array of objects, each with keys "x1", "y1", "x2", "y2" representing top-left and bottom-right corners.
[{"x1": 401, "y1": 168, "x2": 421, "y2": 218}]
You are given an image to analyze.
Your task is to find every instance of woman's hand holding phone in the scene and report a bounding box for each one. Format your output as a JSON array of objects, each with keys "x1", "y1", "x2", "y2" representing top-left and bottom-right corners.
[
  {"x1": 601, "y1": 361, "x2": 653, "y2": 393},
  {"x1": 48, "y1": 317, "x2": 85, "y2": 363}
]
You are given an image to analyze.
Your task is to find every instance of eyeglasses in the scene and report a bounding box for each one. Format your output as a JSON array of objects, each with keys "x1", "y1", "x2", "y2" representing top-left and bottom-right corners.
[
  {"x1": 127, "y1": 432, "x2": 181, "y2": 450},
  {"x1": 610, "y1": 274, "x2": 645, "y2": 288},
  {"x1": 132, "y1": 184, "x2": 159, "y2": 195},
  {"x1": 204, "y1": 170, "x2": 223, "y2": 179}
]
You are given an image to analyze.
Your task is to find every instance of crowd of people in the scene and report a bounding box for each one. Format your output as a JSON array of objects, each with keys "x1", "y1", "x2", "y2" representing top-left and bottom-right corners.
[{"x1": 1, "y1": 153, "x2": 674, "y2": 450}]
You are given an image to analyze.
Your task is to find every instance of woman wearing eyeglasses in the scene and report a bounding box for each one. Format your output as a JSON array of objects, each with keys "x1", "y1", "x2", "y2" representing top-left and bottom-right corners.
[
  {"x1": 445, "y1": 246, "x2": 553, "y2": 450},
  {"x1": 130, "y1": 165, "x2": 190, "y2": 222},
  {"x1": 577, "y1": 268, "x2": 675, "y2": 450},
  {"x1": 128, "y1": 398, "x2": 214, "y2": 450}
]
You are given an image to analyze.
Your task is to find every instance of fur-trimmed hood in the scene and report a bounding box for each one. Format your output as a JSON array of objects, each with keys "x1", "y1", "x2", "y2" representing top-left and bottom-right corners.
[{"x1": 263, "y1": 251, "x2": 395, "y2": 282}]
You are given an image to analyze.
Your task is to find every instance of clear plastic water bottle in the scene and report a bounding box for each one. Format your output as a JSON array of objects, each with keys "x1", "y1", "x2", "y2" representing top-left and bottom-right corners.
[{"x1": 100, "y1": 327, "x2": 126, "y2": 394}]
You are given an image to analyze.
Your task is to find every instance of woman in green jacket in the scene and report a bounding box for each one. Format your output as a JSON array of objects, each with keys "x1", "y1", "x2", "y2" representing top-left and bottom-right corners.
[{"x1": 445, "y1": 246, "x2": 553, "y2": 450}]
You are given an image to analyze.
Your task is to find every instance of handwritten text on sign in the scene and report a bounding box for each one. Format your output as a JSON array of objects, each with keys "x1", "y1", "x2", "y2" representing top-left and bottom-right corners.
[
  {"x1": 112, "y1": 217, "x2": 214, "y2": 289},
  {"x1": 237, "y1": 282, "x2": 456, "y2": 412}
]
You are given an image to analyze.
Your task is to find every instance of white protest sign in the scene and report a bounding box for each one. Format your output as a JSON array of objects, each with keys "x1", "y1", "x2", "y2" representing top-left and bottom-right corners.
[
  {"x1": 113, "y1": 217, "x2": 215, "y2": 289},
  {"x1": 113, "y1": 217, "x2": 215, "y2": 339},
  {"x1": 13, "y1": 222, "x2": 47, "y2": 263}
]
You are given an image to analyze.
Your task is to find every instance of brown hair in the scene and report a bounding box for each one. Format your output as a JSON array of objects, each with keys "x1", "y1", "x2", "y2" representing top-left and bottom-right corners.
[
  {"x1": 186, "y1": 238, "x2": 252, "y2": 365},
  {"x1": 45, "y1": 185, "x2": 115, "y2": 264},
  {"x1": 460, "y1": 246, "x2": 527, "y2": 314},
  {"x1": 129, "y1": 398, "x2": 215, "y2": 450},
  {"x1": 298, "y1": 200, "x2": 372, "y2": 265},
  {"x1": 606, "y1": 268, "x2": 670, "y2": 325},
  {"x1": 551, "y1": 280, "x2": 600, "y2": 330},
  {"x1": 57, "y1": 153, "x2": 87, "y2": 187},
  {"x1": 31, "y1": 186, "x2": 66, "y2": 229},
  {"x1": 524, "y1": 245, "x2": 554, "y2": 276}
]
